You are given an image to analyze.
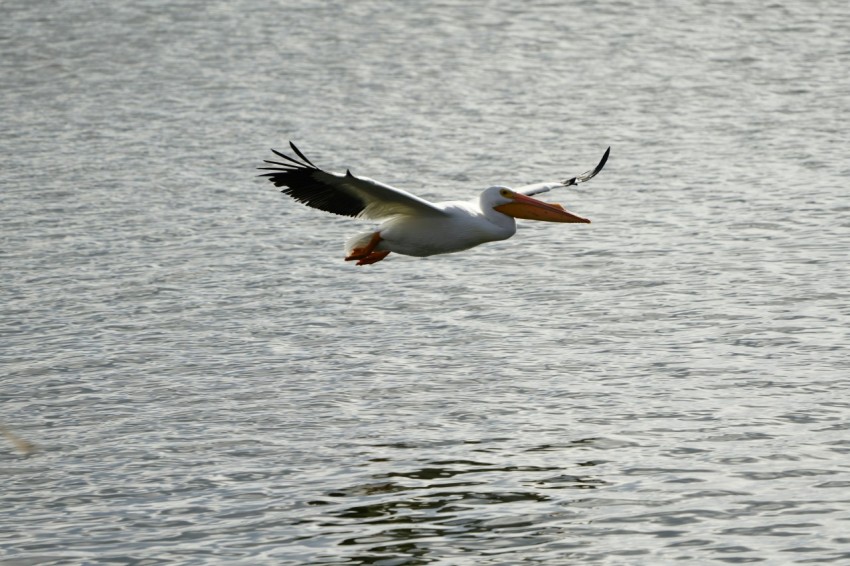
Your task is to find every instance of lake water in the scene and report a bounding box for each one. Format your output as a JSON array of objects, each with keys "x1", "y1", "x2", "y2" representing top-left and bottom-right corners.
[{"x1": 2, "y1": 1, "x2": 849, "y2": 564}]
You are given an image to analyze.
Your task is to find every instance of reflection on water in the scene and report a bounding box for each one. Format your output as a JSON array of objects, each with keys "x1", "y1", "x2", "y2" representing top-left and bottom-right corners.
[{"x1": 303, "y1": 449, "x2": 606, "y2": 564}]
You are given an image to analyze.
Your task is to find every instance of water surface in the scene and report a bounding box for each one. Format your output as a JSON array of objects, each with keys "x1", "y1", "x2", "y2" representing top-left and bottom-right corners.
[{"x1": 2, "y1": 1, "x2": 849, "y2": 564}]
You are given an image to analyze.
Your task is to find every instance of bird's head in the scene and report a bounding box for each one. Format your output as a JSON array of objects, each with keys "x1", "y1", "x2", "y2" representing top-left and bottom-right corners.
[{"x1": 481, "y1": 186, "x2": 590, "y2": 224}]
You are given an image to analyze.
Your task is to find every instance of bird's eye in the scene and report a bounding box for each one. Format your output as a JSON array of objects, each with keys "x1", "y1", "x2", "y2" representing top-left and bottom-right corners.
[{"x1": 499, "y1": 189, "x2": 511, "y2": 197}]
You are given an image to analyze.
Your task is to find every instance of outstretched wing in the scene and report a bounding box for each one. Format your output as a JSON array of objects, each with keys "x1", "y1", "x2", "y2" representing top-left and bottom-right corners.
[
  {"x1": 519, "y1": 147, "x2": 611, "y2": 197},
  {"x1": 258, "y1": 142, "x2": 447, "y2": 220}
]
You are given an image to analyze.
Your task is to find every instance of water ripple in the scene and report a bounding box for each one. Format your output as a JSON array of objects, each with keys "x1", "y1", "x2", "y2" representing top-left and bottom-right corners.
[{"x1": 3, "y1": 0, "x2": 850, "y2": 564}]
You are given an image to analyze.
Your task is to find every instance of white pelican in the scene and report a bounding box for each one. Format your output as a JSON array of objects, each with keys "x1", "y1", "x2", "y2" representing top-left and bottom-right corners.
[{"x1": 259, "y1": 143, "x2": 610, "y2": 265}]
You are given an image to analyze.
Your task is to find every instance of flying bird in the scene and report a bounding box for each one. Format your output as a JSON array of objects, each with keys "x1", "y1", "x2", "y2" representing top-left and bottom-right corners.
[{"x1": 258, "y1": 143, "x2": 610, "y2": 265}]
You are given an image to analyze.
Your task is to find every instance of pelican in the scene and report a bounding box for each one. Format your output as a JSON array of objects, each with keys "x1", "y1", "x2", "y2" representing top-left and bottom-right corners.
[{"x1": 258, "y1": 143, "x2": 610, "y2": 265}]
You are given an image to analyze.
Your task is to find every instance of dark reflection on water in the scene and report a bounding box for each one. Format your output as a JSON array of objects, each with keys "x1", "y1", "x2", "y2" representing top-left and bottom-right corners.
[{"x1": 288, "y1": 448, "x2": 610, "y2": 564}]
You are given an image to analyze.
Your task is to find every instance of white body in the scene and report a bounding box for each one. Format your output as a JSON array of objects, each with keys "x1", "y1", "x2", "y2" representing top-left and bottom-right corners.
[{"x1": 350, "y1": 194, "x2": 517, "y2": 257}]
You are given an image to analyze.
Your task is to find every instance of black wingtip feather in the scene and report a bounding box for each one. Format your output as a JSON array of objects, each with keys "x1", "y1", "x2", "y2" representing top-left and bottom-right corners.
[
  {"x1": 259, "y1": 145, "x2": 367, "y2": 218},
  {"x1": 270, "y1": 148, "x2": 314, "y2": 169},
  {"x1": 289, "y1": 141, "x2": 318, "y2": 169},
  {"x1": 261, "y1": 159, "x2": 301, "y2": 169},
  {"x1": 594, "y1": 146, "x2": 611, "y2": 176},
  {"x1": 562, "y1": 146, "x2": 611, "y2": 187}
]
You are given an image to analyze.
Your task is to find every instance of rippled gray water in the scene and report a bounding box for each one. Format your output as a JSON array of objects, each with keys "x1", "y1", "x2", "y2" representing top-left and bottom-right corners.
[{"x1": 2, "y1": 1, "x2": 849, "y2": 564}]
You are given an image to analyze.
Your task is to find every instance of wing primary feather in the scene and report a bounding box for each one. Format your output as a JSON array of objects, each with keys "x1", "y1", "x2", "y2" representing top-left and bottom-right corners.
[
  {"x1": 259, "y1": 146, "x2": 367, "y2": 218},
  {"x1": 261, "y1": 159, "x2": 301, "y2": 169},
  {"x1": 562, "y1": 146, "x2": 610, "y2": 187},
  {"x1": 289, "y1": 141, "x2": 319, "y2": 169},
  {"x1": 270, "y1": 148, "x2": 312, "y2": 168},
  {"x1": 258, "y1": 144, "x2": 448, "y2": 220},
  {"x1": 257, "y1": 167, "x2": 298, "y2": 173},
  {"x1": 587, "y1": 146, "x2": 610, "y2": 179}
]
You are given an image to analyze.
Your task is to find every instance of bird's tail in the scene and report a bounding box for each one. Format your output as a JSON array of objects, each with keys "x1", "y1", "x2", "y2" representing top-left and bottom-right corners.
[{"x1": 344, "y1": 231, "x2": 377, "y2": 256}]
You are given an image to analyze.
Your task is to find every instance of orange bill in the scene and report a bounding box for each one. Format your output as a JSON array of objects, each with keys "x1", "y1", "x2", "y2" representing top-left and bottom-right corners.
[{"x1": 494, "y1": 192, "x2": 590, "y2": 223}]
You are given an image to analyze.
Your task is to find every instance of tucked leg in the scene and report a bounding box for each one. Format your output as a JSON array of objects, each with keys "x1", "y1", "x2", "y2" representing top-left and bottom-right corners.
[
  {"x1": 356, "y1": 251, "x2": 390, "y2": 266},
  {"x1": 345, "y1": 232, "x2": 383, "y2": 261}
]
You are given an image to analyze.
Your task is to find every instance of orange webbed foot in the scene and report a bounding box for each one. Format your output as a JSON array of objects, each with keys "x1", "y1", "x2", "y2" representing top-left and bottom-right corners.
[
  {"x1": 345, "y1": 246, "x2": 369, "y2": 261},
  {"x1": 355, "y1": 251, "x2": 390, "y2": 266},
  {"x1": 345, "y1": 232, "x2": 383, "y2": 262}
]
